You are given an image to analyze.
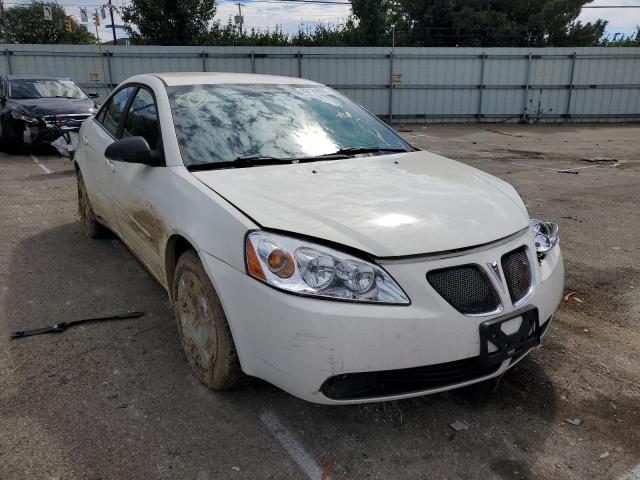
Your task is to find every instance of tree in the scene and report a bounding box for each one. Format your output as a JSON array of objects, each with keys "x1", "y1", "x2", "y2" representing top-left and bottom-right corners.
[
  {"x1": 351, "y1": 0, "x2": 608, "y2": 47},
  {"x1": 0, "y1": 2, "x2": 97, "y2": 44},
  {"x1": 349, "y1": 0, "x2": 393, "y2": 45},
  {"x1": 121, "y1": 0, "x2": 216, "y2": 45},
  {"x1": 600, "y1": 27, "x2": 640, "y2": 47}
]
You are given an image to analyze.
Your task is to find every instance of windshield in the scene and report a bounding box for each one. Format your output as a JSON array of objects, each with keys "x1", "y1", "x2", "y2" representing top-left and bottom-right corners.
[
  {"x1": 9, "y1": 79, "x2": 88, "y2": 100},
  {"x1": 167, "y1": 84, "x2": 411, "y2": 166}
]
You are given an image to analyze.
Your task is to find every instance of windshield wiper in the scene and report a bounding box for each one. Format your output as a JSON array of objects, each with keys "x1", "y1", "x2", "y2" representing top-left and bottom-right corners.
[
  {"x1": 233, "y1": 155, "x2": 294, "y2": 166},
  {"x1": 332, "y1": 146, "x2": 411, "y2": 155},
  {"x1": 187, "y1": 155, "x2": 294, "y2": 171}
]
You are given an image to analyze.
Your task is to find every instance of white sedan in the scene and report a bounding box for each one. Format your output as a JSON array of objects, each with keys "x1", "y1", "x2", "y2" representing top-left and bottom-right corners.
[{"x1": 75, "y1": 73, "x2": 564, "y2": 404}]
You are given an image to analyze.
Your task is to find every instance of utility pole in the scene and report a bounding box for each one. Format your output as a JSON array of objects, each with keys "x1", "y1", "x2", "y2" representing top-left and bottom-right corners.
[
  {"x1": 391, "y1": 24, "x2": 396, "y2": 52},
  {"x1": 108, "y1": 0, "x2": 117, "y2": 45},
  {"x1": 236, "y1": 2, "x2": 243, "y2": 35}
]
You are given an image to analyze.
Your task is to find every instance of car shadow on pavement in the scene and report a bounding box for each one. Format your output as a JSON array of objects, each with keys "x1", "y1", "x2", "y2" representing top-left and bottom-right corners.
[{"x1": 3, "y1": 221, "x2": 559, "y2": 479}]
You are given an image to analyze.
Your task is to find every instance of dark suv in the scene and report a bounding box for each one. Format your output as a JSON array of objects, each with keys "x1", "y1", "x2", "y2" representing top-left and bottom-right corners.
[{"x1": 0, "y1": 75, "x2": 98, "y2": 149}]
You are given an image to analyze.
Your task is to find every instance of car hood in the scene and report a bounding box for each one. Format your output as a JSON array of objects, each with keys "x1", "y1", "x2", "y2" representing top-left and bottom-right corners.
[
  {"x1": 11, "y1": 97, "x2": 96, "y2": 116},
  {"x1": 193, "y1": 151, "x2": 530, "y2": 257}
]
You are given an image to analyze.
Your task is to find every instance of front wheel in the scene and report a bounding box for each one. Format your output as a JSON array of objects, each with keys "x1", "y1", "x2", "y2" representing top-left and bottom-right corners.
[
  {"x1": 0, "y1": 120, "x2": 25, "y2": 154},
  {"x1": 173, "y1": 250, "x2": 243, "y2": 390},
  {"x1": 76, "y1": 169, "x2": 107, "y2": 238}
]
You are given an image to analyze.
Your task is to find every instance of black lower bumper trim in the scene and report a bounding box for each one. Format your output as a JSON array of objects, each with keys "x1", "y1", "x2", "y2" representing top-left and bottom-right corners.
[{"x1": 321, "y1": 356, "x2": 501, "y2": 400}]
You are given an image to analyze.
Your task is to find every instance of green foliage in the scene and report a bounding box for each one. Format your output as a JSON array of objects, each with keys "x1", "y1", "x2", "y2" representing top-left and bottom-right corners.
[
  {"x1": 600, "y1": 27, "x2": 640, "y2": 47},
  {"x1": 121, "y1": 0, "x2": 216, "y2": 45},
  {"x1": 198, "y1": 0, "x2": 608, "y2": 47},
  {"x1": 115, "y1": 0, "x2": 613, "y2": 47},
  {"x1": 394, "y1": 0, "x2": 607, "y2": 47},
  {"x1": 0, "y1": 2, "x2": 97, "y2": 44}
]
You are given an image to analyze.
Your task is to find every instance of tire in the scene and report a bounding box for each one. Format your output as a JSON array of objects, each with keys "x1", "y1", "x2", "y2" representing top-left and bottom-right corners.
[
  {"x1": 0, "y1": 120, "x2": 24, "y2": 154},
  {"x1": 76, "y1": 169, "x2": 108, "y2": 238},
  {"x1": 173, "y1": 250, "x2": 243, "y2": 390}
]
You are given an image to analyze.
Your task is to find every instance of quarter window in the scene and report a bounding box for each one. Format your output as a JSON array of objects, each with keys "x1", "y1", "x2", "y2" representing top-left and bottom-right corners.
[
  {"x1": 99, "y1": 87, "x2": 135, "y2": 137},
  {"x1": 122, "y1": 88, "x2": 160, "y2": 148}
]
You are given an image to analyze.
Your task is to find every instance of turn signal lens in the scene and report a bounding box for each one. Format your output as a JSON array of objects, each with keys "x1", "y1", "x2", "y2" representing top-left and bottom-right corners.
[
  {"x1": 267, "y1": 248, "x2": 295, "y2": 278},
  {"x1": 245, "y1": 236, "x2": 266, "y2": 281}
]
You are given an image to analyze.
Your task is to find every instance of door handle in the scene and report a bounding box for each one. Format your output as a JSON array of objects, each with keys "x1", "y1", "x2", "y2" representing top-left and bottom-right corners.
[{"x1": 82, "y1": 135, "x2": 89, "y2": 144}]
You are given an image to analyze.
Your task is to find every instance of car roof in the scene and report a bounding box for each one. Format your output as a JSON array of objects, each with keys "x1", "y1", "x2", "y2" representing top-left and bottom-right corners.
[
  {"x1": 4, "y1": 75, "x2": 74, "y2": 81},
  {"x1": 150, "y1": 72, "x2": 320, "y2": 87}
]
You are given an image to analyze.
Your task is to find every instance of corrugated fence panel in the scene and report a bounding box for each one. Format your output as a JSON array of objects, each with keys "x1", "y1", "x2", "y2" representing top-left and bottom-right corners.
[{"x1": 1, "y1": 45, "x2": 638, "y2": 122}]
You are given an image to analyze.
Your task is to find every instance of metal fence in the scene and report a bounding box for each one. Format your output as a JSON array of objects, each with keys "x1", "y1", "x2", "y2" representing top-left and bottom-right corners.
[{"x1": 2, "y1": 44, "x2": 640, "y2": 123}]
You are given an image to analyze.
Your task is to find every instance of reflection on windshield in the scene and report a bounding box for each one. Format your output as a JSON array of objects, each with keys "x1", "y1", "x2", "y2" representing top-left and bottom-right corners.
[
  {"x1": 9, "y1": 79, "x2": 88, "y2": 100},
  {"x1": 167, "y1": 84, "x2": 411, "y2": 166}
]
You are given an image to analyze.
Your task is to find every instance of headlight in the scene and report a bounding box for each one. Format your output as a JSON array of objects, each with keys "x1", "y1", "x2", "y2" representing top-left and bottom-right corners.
[
  {"x1": 11, "y1": 111, "x2": 38, "y2": 123},
  {"x1": 530, "y1": 219, "x2": 559, "y2": 259},
  {"x1": 245, "y1": 231, "x2": 409, "y2": 304}
]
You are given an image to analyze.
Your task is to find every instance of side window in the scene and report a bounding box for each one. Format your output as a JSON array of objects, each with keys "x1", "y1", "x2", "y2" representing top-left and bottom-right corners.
[
  {"x1": 0, "y1": 79, "x2": 4, "y2": 98},
  {"x1": 99, "y1": 86, "x2": 134, "y2": 137},
  {"x1": 121, "y1": 88, "x2": 160, "y2": 148},
  {"x1": 95, "y1": 104, "x2": 107, "y2": 123}
]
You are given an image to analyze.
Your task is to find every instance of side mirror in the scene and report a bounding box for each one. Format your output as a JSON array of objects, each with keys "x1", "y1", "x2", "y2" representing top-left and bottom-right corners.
[
  {"x1": 88, "y1": 93, "x2": 99, "y2": 99},
  {"x1": 104, "y1": 136, "x2": 161, "y2": 166}
]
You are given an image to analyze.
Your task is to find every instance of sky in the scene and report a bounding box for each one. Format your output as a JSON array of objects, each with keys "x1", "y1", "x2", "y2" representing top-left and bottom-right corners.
[{"x1": 4, "y1": 0, "x2": 639, "y2": 43}]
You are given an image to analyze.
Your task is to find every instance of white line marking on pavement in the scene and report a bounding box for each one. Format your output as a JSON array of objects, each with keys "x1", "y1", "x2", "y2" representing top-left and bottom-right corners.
[
  {"x1": 259, "y1": 409, "x2": 328, "y2": 480},
  {"x1": 511, "y1": 162, "x2": 563, "y2": 173},
  {"x1": 618, "y1": 464, "x2": 640, "y2": 480},
  {"x1": 30, "y1": 154, "x2": 52, "y2": 174}
]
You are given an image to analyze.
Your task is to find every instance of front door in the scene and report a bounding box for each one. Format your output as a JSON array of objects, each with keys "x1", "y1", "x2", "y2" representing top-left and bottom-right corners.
[{"x1": 108, "y1": 86, "x2": 167, "y2": 282}]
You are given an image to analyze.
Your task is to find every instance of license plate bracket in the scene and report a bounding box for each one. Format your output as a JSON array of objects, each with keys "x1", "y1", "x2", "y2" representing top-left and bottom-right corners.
[{"x1": 479, "y1": 306, "x2": 540, "y2": 367}]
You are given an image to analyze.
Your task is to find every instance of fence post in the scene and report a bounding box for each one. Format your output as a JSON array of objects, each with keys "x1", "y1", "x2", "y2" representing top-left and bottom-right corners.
[
  {"x1": 521, "y1": 52, "x2": 532, "y2": 121},
  {"x1": 104, "y1": 50, "x2": 114, "y2": 89},
  {"x1": 477, "y1": 53, "x2": 486, "y2": 122},
  {"x1": 251, "y1": 51, "x2": 255, "y2": 73},
  {"x1": 565, "y1": 52, "x2": 577, "y2": 121},
  {"x1": 388, "y1": 50, "x2": 394, "y2": 124},
  {"x1": 4, "y1": 49, "x2": 12, "y2": 75},
  {"x1": 201, "y1": 51, "x2": 208, "y2": 72},
  {"x1": 297, "y1": 51, "x2": 302, "y2": 78}
]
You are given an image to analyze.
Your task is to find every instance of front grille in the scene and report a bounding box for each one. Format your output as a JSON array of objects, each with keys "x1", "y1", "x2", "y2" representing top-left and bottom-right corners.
[
  {"x1": 42, "y1": 114, "x2": 91, "y2": 127},
  {"x1": 321, "y1": 356, "x2": 501, "y2": 400},
  {"x1": 427, "y1": 265, "x2": 501, "y2": 314},
  {"x1": 501, "y1": 247, "x2": 532, "y2": 304}
]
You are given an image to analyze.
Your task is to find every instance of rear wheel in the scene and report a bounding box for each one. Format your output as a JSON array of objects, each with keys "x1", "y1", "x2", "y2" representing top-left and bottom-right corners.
[
  {"x1": 173, "y1": 250, "x2": 243, "y2": 390},
  {"x1": 76, "y1": 169, "x2": 107, "y2": 238}
]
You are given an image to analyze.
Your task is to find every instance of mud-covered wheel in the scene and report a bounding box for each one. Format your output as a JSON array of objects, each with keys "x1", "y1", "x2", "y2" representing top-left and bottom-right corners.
[
  {"x1": 173, "y1": 250, "x2": 243, "y2": 390},
  {"x1": 76, "y1": 169, "x2": 107, "y2": 238}
]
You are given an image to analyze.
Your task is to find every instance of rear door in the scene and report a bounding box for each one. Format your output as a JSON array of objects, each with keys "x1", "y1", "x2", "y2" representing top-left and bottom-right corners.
[
  {"x1": 78, "y1": 86, "x2": 135, "y2": 230},
  {"x1": 108, "y1": 86, "x2": 167, "y2": 280}
]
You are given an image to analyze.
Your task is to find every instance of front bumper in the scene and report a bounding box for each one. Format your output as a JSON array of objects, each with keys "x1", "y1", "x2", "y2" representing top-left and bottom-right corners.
[
  {"x1": 9, "y1": 115, "x2": 89, "y2": 145},
  {"x1": 201, "y1": 228, "x2": 564, "y2": 404}
]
